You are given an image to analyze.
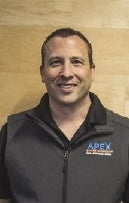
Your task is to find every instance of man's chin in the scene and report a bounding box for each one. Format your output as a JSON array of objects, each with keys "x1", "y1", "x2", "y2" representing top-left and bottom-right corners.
[{"x1": 56, "y1": 97, "x2": 82, "y2": 107}]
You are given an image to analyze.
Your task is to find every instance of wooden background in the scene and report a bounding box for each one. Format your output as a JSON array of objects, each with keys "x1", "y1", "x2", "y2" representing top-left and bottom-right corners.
[{"x1": 0, "y1": 0, "x2": 129, "y2": 127}]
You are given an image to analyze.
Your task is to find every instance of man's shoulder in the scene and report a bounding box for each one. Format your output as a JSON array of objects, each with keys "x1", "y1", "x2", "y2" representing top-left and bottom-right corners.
[{"x1": 106, "y1": 109, "x2": 129, "y2": 128}]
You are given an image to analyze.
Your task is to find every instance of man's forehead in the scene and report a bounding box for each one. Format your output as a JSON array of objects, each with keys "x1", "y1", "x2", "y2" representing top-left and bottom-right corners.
[
  {"x1": 45, "y1": 35, "x2": 89, "y2": 52},
  {"x1": 46, "y1": 35, "x2": 87, "y2": 46}
]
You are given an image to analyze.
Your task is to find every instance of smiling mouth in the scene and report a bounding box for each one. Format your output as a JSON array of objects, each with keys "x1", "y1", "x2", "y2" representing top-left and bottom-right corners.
[
  {"x1": 57, "y1": 84, "x2": 77, "y2": 93},
  {"x1": 58, "y1": 84, "x2": 77, "y2": 88}
]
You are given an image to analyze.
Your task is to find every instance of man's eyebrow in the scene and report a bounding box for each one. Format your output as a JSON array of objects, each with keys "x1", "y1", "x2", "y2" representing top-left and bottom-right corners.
[
  {"x1": 48, "y1": 56, "x2": 63, "y2": 61},
  {"x1": 71, "y1": 56, "x2": 85, "y2": 62}
]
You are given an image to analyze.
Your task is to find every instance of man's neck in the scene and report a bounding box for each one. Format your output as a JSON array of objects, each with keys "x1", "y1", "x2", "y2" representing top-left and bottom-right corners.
[{"x1": 49, "y1": 95, "x2": 91, "y2": 140}]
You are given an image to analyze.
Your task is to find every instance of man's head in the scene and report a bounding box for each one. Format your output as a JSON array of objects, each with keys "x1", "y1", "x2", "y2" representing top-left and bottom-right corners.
[
  {"x1": 41, "y1": 28, "x2": 94, "y2": 68},
  {"x1": 40, "y1": 28, "x2": 95, "y2": 107}
]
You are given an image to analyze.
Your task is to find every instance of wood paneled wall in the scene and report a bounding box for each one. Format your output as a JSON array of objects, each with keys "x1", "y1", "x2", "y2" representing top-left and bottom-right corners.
[{"x1": 0, "y1": 0, "x2": 129, "y2": 127}]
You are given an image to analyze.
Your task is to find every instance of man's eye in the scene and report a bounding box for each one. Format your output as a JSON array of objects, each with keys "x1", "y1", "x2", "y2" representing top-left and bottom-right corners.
[
  {"x1": 72, "y1": 60, "x2": 83, "y2": 66},
  {"x1": 49, "y1": 60, "x2": 61, "y2": 67}
]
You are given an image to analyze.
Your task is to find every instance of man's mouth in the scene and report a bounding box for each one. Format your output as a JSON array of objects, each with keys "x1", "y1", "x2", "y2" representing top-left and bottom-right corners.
[
  {"x1": 58, "y1": 84, "x2": 76, "y2": 88},
  {"x1": 57, "y1": 83, "x2": 77, "y2": 93}
]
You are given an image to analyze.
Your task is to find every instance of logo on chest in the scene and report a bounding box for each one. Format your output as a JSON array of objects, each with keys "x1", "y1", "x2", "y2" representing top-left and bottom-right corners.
[{"x1": 86, "y1": 142, "x2": 113, "y2": 156}]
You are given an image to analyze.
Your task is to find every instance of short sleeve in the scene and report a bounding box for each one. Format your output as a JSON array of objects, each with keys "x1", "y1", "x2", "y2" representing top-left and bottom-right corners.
[{"x1": 0, "y1": 124, "x2": 12, "y2": 199}]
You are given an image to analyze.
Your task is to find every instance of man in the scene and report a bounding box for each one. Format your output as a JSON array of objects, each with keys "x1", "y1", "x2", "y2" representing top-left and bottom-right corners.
[{"x1": 0, "y1": 28, "x2": 129, "y2": 203}]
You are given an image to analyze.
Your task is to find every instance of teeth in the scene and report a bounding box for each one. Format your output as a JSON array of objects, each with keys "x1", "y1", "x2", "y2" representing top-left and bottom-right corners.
[{"x1": 59, "y1": 84, "x2": 74, "y2": 88}]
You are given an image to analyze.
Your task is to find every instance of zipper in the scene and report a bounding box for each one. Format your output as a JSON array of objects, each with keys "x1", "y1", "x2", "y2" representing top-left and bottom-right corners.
[
  {"x1": 26, "y1": 113, "x2": 71, "y2": 202},
  {"x1": 26, "y1": 113, "x2": 113, "y2": 203},
  {"x1": 62, "y1": 147, "x2": 70, "y2": 203}
]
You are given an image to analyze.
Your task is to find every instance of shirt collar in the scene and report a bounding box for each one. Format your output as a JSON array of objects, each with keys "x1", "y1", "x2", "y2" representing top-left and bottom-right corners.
[
  {"x1": 32, "y1": 93, "x2": 54, "y2": 125},
  {"x1": 32, "y1": 92, "x2": 106, "y2": 127},
  {"x1": 86, "y1": 92, "x2": 107, "y2": 125}
]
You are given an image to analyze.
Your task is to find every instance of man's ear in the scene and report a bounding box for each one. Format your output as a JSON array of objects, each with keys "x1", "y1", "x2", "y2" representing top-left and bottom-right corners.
[
  {"x1": 40, "y1": 65, "x2": 45, "y2": 83},
  {"x1": 92, "y1": 63, "x2": 95, "y2": 69}
]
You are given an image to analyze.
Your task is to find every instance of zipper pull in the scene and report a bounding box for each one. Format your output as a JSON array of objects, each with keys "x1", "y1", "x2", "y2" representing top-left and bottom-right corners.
[
  {"x1": 63, "y1": 149, "x2": 69, "y2": 173},
  {"x1": 64, "y1": 150, "x2": 69, "y2": 159}
]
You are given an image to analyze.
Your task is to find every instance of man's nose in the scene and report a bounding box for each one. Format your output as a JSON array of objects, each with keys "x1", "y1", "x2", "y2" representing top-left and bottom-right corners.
[{"x1": 59, "y1": 62, "x2": 73, "y2": 78}]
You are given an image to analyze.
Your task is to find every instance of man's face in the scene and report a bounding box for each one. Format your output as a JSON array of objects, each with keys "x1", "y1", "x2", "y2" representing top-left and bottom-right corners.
[{"x1": 40, "y1": 35, "x2": 95, "y2": 106}]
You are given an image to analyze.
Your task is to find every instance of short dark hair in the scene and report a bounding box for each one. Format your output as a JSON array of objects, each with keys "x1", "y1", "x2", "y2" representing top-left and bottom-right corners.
[{"x1": 41, "y1": 28, "x2": 94, "y2": 67}]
